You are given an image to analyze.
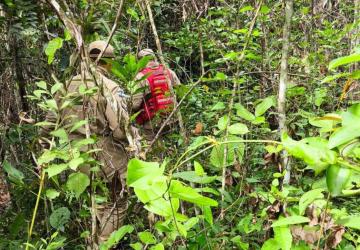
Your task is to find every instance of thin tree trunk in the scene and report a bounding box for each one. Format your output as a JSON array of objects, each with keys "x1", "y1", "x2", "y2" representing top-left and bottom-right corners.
[
  {"x1": 10, "y1": 36, "x2": 28, "y2": 111},
  {"x1": 278, "y1": 0, "x2": 293, "y2": 185}
]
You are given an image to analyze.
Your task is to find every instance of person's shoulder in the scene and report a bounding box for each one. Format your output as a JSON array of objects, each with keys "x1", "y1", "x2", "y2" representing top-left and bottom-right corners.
[{"x1": 97, "y1": 71, "x2": 122, "y2": 94}]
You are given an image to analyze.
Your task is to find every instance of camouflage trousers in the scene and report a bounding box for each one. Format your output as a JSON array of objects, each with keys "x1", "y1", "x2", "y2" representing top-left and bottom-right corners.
[{"x1": 79, "y1": 136, "x2": 129, "y2": 246}]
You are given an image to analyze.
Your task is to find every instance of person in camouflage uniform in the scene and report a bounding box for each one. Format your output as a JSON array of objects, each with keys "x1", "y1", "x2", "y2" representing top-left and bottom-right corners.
[{"x1": 42, "y1": 41, "x2": 138, "y2": 244}]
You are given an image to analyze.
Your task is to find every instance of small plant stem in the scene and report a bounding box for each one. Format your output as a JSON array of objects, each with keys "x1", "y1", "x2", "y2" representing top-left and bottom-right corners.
[
  {"x1": 26, "y1": 169, "x2": 46, "y2": 250},
  {"x1": 219, "y1": 0, "x2": 263, "y2": 220},
  {"x1": 167, "y1": 180, "x2": 188, "y2": 250},
  {"x1": 337, "y1": 159, "x2": 360, "y2": 173},
  {"x1": 316, "y1": 193, "x2": 331, "y2": 250}
]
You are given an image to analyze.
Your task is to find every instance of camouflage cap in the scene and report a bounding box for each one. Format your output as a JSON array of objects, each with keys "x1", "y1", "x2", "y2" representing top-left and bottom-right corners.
[
  {"x1": 138, "y1": 48, "x2": 155, "y2": 58},
  {"x1": 88, "y1": 40, "x2": 115, "y2": 58}
]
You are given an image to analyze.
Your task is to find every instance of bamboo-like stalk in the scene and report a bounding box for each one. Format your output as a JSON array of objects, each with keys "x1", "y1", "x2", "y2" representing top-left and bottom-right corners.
[{"x1": 278, "y1": 0, "x2": 294, "y2": 185}]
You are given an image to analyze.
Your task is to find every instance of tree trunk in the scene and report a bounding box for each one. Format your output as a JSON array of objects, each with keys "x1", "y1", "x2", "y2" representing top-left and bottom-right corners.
[{"x1": 278, "y1": 0, "x2": 293, "y2": 185}]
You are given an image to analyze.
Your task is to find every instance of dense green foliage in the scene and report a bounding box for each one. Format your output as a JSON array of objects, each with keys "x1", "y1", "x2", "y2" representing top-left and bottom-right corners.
[{"x1": 1, "y1": 0, "x2": 360, "y2": 249}]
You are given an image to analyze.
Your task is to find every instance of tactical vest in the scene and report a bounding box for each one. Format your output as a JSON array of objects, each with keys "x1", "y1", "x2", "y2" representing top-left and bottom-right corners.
[{"x1": 136, "y1": 65, "x2": 174, "y2": 124}]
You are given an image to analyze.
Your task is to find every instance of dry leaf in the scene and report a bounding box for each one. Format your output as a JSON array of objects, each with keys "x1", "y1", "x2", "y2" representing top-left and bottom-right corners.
[
  {"x1": 326, "y1": 226, "x2": 345, "y2": 249},
  {"x1": 291, "y1": 225, "x2": 321, "y2": 245},
  {"x1": 192, "y1": 122, "x2": 203, "y2": 135}
]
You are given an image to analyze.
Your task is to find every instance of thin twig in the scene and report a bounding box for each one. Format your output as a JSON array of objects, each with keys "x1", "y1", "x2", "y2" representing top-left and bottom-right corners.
[
  {"x1": 95, "y1": 0, "x2": 125, "y2": 64},
  {"x1": 219, "y1": 0, "x2": 263, "y2": 220}
]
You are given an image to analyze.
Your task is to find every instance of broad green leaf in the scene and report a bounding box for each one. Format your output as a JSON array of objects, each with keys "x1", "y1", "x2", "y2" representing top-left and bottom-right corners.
[
  {"x1": 143, "y1": 197, "x2": 178, "y2": 217},
  {"x1": 255, "y1": 96, "x2": 275, "y2": 117},
  {"x1": 231, "y1": 236, "x2": 249, "y2": 250},
  {"x1": 176, "y1": 222, "x2": 187, "y2": 237},
  {"x1": 328, "y1": 105, "x2": 360, "y2": 148},
  {"x1": 309, "y1": 117, "x2": 334, "y2": 133},
  {"x1": 203, "y1": 206, "x2": 213, "y2": 225},
  {"x1": 329, "y1": 53, "x2": 360, "y2": 70},
  {"x1": 228, "y1": 123, "x2": 249, "y2": 135},
  {"x1": 36, "y1": 81, "x2": 47, "y2": 90},
  {"x1": 133, "y1": 177, "x2": 168, "y2": 204},
  {"x1": 72, "y1": 138, "x2": 96, "y2": 148},
  {"x1": 150, "y1": 243, "x2": 164, "y2": 250},
  {"x1": 130, "y1": 243, "x2": 143, "y2": 250},
  {"x1": 234, "y1": 103, "x2": 255, "y2": 121},
  {"x1": 51, "y1": 82, "x2": 63, "y2": 95},
  {"x1": 274, "y1": 226, "x2": 292, "y2": 250},
  {"x1": 194, "y1": 161, "x2": 205, "y2": 176},
  {"x1": 211, "y1": 102, "x2": 225, "y2": 111},
  {"x1": 49, "y1": 207, "x2": 70, "y2": 230},
  {"x1": 260, "y1": 5, "x2": 270, "y2": 14},
  {"x1": 70, "y1": 120, "x2": 88, "y2": 132},
  {"x1": 45, "y1": 99, "x2": 58, "y2": 110},
  {"x1": 45, "y1": 37, "x2": 64, "y2": 64},
  {"x1": 127, "y1": 7, "x2": 140, "y2": 20},
  {"x1": 261, "y1": 239, "x2": 280, "y2": 250},
  {"x1": 196, "y1": 187, "x2": 220, "y2": 196},
  {"x1": 100, "y1": 225, "x2": 134, "y2": 250},
  {"x1": 3, "y1": 160, "x2": 24, "y2": 184},
  {"x1": 271, "y1": 216, "x2": 310, "y2": 227},
  {"x1": 184, "y1": 217, "x2": 199, "y2": 230},
  {"x1": 214, "y1": 72, "x2": 227, "y2": 81},
  {"x1": 169, "y1": 180, "x2": 218, "y2": 207},
  {"x1": 299, "y1": 189, "x2": 324, "y2": 215},
  {"x1": 127, "y1": 159, "x2": 164, "y2": 187},
  {"x1": 46, "y1": 189, "x2": 60, "y2": 200},
  {"x1": 240, "y1": 5, "x2": 254, "y2": 12},
  {"x1": 80, "y1": 231, "x2": 90, "y2": 238},
  {"x1": 321, "y1": 72, "x2": 350, "y2": 83},
  {"x1": 33, "y1": 89, "x2": 48, "y2": 98},
  {"x1": 326, "y1": 165, "x2": 351, "y2": 196},
  {"x1": 282, "y1": 134, "x2": 337, "y2": 174},
  {"x1": 50, "y1": 128, "x2": 68, "y2": 143},
  {"x1": 138, "y1": 231, "x2": 156, "y2": 244},
  {"x1": 336, "y1": 216, "x2": 360, "y2": 230},
  {"x1": 38, "y1": 150, "x2": 64, "y2": 165},
  {"x1": 252, "y1": 116, "x2": 265, "y2": 124},
  {"x1": 350, "y1": 69, "x2": 360, "y2": 79},
  {"x1": 314, "y1": 88, "x2": 327, "y2": 107},
  {"x1": 217, "y1": 115, "x2": 229, "y2": 130},
  {"x1": 68, "y1": 157, "x2": 85, "y2": 170},
  {"x1": 172, "y1": 171, "x2": 218, "y2": 184},
  {"x1": 66, "y1": 172, "x2": 90, "y2": 198}
]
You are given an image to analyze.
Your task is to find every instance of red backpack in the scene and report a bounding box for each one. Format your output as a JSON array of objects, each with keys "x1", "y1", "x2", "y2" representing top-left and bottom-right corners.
[{"x1": 136, "y1": 65, "x2": 174, "y2": 124}]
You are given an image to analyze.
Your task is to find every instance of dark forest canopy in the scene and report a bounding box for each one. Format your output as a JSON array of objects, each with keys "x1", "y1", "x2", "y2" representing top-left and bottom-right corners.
[{"x1": 0, "y1": 0, "x2": 360, "y2": 249}]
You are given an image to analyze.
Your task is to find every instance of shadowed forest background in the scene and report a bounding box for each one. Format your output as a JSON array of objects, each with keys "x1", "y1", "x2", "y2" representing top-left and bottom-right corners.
[{"x1": 0, "y1": 0, "x2": 360, "y2": 249}]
